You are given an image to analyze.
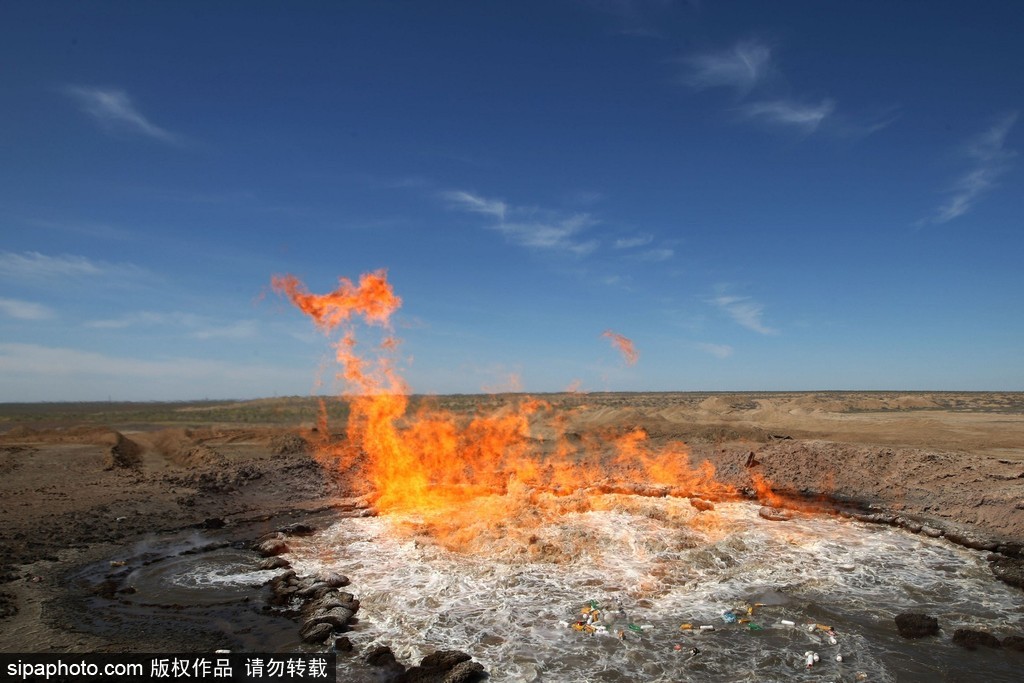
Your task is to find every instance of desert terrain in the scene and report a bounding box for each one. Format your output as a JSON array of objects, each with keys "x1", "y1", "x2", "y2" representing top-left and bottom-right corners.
[{"x1": 1, "y1": 391, "x2": 1023, "y2": 667}]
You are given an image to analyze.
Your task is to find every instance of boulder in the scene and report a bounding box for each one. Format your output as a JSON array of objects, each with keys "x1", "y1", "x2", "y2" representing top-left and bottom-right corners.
[
  {"x1": 298, "y1": 620, "x2": 333, "y2": 644},
  {"x1": 945, "y1": 531, "x2": 999, "y2": 552},
  {"x1": 296, "y1": 583, "x2": 339, "y2": 601},
  {"x1": 990, "y1": 557, "x2": 1024, "y2": 589},
  {"x1": 317, "y1": 593, "x2": 360, "y2": 613},
  {"x1": 442, "y1": 661, "x2": 487, "y2": 683},
  {"x1": 305, "y1": 606, "x2": 355, "y2": 630},
  {"x1": 952, "y1": 629, "x2": 1002, "y2": 650},
  {"x1": 258, "y1": 557, "x2": 291, "y2": 570},
  {"x1": 257, "y1": 539, "x2": 290, "y2": 557},
  {"x1": 364, "y1": 645, "x2": 406, "y2": 679},
  {"x1": 894, "y1": 613, "x2": 939, "y2": 638},
  {"x1": 365, "y1": 646, "x2": 399, "y2": 667},
  {"x1": 279, "y1": 522, "x2": 316, "y2": 536},
  {"x1": 997, "y1": 543, "x2": 1023, "y2": 558},
  {"x1": 317, "y1": 571, "x2": 350, "y2": 587},
  {"x1": 403, "y1": 650, "x2": 486, "y2": 683},
  {"x1": 690, "y1": 498, "x2": 715, "y2": 512},
  {"x1": 758, "y1": 506, "x2": 792, "y2": 522},
  {"x1": 334, "y1": 636, "x2": 354, "y2": 653},
  {"x1": 1002, "y1": 635, "x2": 1024, "y2": 651}
]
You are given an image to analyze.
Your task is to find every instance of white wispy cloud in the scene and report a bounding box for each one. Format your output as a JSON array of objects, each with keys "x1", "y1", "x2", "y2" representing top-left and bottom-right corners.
[
  {"x1": 630, "y1": 247, "x2": 674, "y2": 262},
  {"x1": 740, "y1": 98, "x2": 836, "y2": 132},
  {"x1": 87, "y1": 311, "x2": 258, "y2": 340},
  {"x1": 614, "y1": 234, "x2": 653, "y2": 248},
  {"x1": 63, "y1": 86, "x2": 180, "y2": 143},
  {"x1": 496, "y1": 215, "x2": 599, "y2": 254},
  {"x1": 682, "y1": 39, "x2": 861, "y2": 136},
  {"x1": 696, "y1": 342, "x2": 734, "y2": 359},
  {"x1": 441, "y1": 190, "x2": 508, "y2": 220},
  {"x1": 443, "y1": 189, "x2": 599, "y2": 255},
  {"x1": 712, "y1": 294, "x2": 778, "y2": 335},
  {"x1": 0, "y1": 251, "x2": 107, "y2": 279},
  {"x1": 0, "y1": 297, "x2": 55, "y2": 320},
  {"x1": 927, "y1": 112, "x2": 1018, "y2": 224},
  {"x1": 0, "y1": 342, "x2": 304, "y2": 401},
  {"x1": 682, "y1": 40, "x2": 774, "y2": 95}
]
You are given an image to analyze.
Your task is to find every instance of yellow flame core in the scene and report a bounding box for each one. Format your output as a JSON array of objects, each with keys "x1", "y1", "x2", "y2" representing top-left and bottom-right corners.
[{"x1": 273, "y1": 271, "x2": 736, "y2": 549}]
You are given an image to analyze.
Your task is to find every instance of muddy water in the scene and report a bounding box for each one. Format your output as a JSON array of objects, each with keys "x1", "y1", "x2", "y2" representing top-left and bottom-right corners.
[
  {"x1": 285, "y1": 500, "x2": 1024, "y2": 682},
  {"x1": 68, "y1": 535, "x2": 306, "y2": 652},
  {"x1": 78, "y1": 500, "x2": 1024, "y2": 681}
]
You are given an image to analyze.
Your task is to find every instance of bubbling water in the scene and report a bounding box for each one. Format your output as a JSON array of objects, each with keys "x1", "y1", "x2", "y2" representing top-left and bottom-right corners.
[{"x1": 285, "y1": 499, "x2": 1024, "y2": 682}]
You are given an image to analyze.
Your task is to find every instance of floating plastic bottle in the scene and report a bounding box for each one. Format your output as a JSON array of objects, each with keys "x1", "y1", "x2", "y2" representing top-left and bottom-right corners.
[
  {"x1": 781, "y1": 619, "x2": 796, "y2": 627},
  {"x1": 699, "y1": 624, "x2": 716, "y2": 631}
]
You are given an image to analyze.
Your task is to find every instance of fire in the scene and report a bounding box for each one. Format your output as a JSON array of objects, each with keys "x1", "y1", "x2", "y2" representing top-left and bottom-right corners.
[
  {"x1": 602, "y1": 329, "x2": 639, "y2": 365},
  {"x1": 274, "y1": 270, "x2": 750, "y2": 553}
]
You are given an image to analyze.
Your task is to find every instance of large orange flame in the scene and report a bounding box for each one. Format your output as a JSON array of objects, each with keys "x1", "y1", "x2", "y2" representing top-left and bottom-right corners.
[
  {"x1": 602, "y1": 329, "x2": 639, "y2": 365},
  {"x1": 274, "y1": 271, "x2": 743, "y2": 552}
]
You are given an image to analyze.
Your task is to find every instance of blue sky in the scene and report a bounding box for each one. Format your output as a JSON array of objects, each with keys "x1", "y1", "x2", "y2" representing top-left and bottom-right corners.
[{"x1": 1, "y1": 1, "x2": 1021, "y2": 401}]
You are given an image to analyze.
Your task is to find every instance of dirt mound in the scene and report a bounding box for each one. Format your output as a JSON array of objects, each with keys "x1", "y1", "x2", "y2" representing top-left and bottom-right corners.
[
  {"x1": 270, "y1": 433, "x2": 310, "y2": 455},
  {"x1": 150, "y1": 428, "x2": 226, "y2": 467},
  {"x1": 0, "y1": 425, "x2": 38, "y2": 440},
  {"x1": 104, "y1": 432, "x2": 142, "y2": 469},
  {"x1": 891, "y1": 394, "x2": 940, "y2": 410}
]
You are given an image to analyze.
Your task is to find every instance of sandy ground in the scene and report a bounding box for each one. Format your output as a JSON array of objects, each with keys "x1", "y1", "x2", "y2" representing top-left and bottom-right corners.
[{"x1": 1, "y1": 391, "x2": 1022, "y2": 654}]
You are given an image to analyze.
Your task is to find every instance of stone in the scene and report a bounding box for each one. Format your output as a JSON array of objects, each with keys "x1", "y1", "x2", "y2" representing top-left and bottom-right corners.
[
  {"x1": 945, "y1": 531, "x2": 999, "y2": 552},
  {"x1": 298, "y1": 620, "x2": 333, "y2": 644},
  {"x1": 690, "y1": 498, "x2": 715, "y2": 512},
  {"x1": 952, "y1": 628, "x2": 1002, "y2": 650},
  {"x1": 317, "y1": 595, "x2": 360, "y2": 613},
  {"x1": 258, "y1": 556, "x2": 291, "y2": 570},
  {"x1": 997, "y1": 543, "x2": 1023, "y2": 558},
  {"x1": 257, "y1": 539, "x2": 289, "y2": 557},
  {"x1": 334, "y1": 636, "x2": 354, "y2": 653},
  {"x1": 317, "y1": 571, "x2": 350, "y2": 587},
  {"x1": 441, "y1": 661, "x2": 486, "y2": 683},
  {"x1": 198, "y1": 517, "x2": 226, "y2": 529},
  {"x1": 296, "y1": 583, "x2": 338, "y2": 601},
  {"x1": 279, "y1": 522, "x2": 316, "y2": 536},
  {"x1": 894, "y1": 613, "x2": 939, "y2": 638},
  {"x1": 758, "y1": 506, "x2": 792, "y2": 522},
  {"x1": 365, "y1": 645, "x2": 401, "y2": 668},
  {"x1": 991, "y1": 557, "x2": 1024, "y2": 589},
  {"x1": 306, "y1": 606, "x2": 355, "y2": 630},
  {"x1": 1002, "y1": 635, "x2": 1024, "y2": 651},
  {"x1": 403, "y1": 651, "x2": 486, "y2": 683}
]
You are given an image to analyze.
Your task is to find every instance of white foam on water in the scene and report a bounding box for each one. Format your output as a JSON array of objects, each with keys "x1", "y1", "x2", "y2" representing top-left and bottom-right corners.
[
  {"x1": 168, "y1": 559, "x2": 268, "y2": 590},
  {"x1": 284, "y1": 499, "x2": 1024, "y2": 682}
]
